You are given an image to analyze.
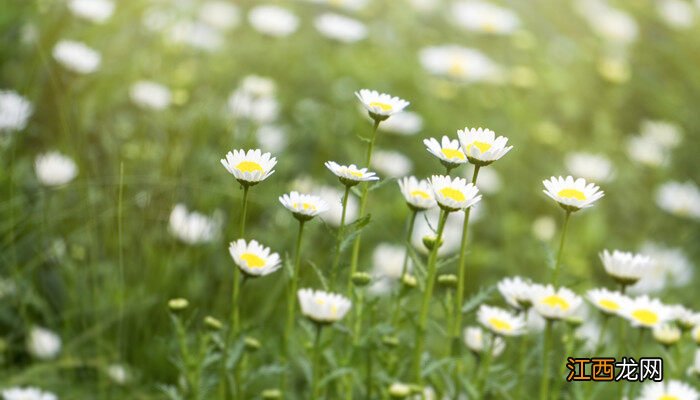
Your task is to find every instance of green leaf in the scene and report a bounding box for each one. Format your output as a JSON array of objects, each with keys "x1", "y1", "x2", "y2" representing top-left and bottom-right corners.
[
  {"x1": 368, "y1": 177, "x2": 395, "y2": 192},
  {"x1": 461, "y1": 285, "x2": 495, "y2": 313},
  {"x1": 339, "y1": 213, "x2": 371, "y2": 252},
  {"x1": 307, "y1": 260, "x2": 328, "y2": 290}
]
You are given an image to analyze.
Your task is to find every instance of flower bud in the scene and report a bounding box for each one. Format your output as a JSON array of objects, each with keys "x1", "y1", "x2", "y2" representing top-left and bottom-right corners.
[
  {"x1": 244, "y1": 336, "x2": 261, "y2": 352},
  {"x1": 401, "y1": 274, "x2": 417, "y2": 288},
  {"x1": 422, "y1": 235, "x2": 442, "y2": 251},
  {"x1": 168, "y1": 298, "x2": 189, "y2": 312},
  {"x1": 388, "y1": 382, "x2": 411, "y2": 398},
  {"x1": 382, "y1": 335, "x2": 399, "y2": 347},
  {"x1": 261, "y1": 389, "x2": 283, "y2": 399},
  {"x1": 352, "y1": 272, "x2": 372, "y2": 287},
  {"x1": 204, "y1": 316, "x2": 222, "y2": 331},
  {"x1": 437, "y1": 274, "x2": 458, "y2": 288}
]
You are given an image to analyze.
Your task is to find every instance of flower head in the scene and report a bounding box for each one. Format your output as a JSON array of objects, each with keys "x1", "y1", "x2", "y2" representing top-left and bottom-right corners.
[
  {"x1": 457, "y1": 127, "x2": 513, "y2": 166},
  {"x1": 314, "y1": 13, "x2": 367, "y2": 43},
  {"x1": 279, "y1": 191, "x2": 329, "y2": 221},
  {"x1": 27, "y1": 326, "x2": 61, "y2": 360},
  {"x1": 419, "y1": 45, "x2": 503, "y2": 83},
  {"x1": 452, "y1": 1, "x2": 520, "y2": 35},
  {"x1": 652, "y1": 324, "x2": 681, "y2": 346},
  {"x1": 168, "y1": 204, "x2": 221, "y2": 245},
  {"x1": 477, "y1": 305, "x2": 525, "y2": 336},
  {"x1": 221, "y1": 149, "x2": 277, "y2": 185},
  {"x1": 620, "y1": 295, "x2": 671, "y2": 328},
  {"x1": 586, "y1": 288, "x2": 629, "y2": 315},
  {"x1": 130, "y1": 80, "x2": 172, "y2": 111},
  {"x1": 637, "y1": 379, "x2": 699, "y2": 400},
  {"x1": 542, "y1": 176, "x2": 604, "y2": 212},
  {"x1": 564, "y1": 152, "x2": 615, "y2": 183},
  {"x1": 229, "y1": 239, "x2": 282, "y2": 277},
  {"x1": 248, "y1": 5, "x2": 299, "y2": 37},
  {"x1": 297, "y1": 288, "x2": 352, "y2": 324},
  {"x1": 463, "y1": 326, "x2": 505, "y2": 357},
  {"x1": 600, "y1": 249, "x2": 652, "y2": 286},
  {"x1": 424, "y1": 136, "x2": 467, "y2": 170},
  {"x1": 398, "y1": 176, "x2": 436, "y2": 211},
  {"x1": 655, "y1": 181, "x2": 700, "y2": 220},
  {"x1": 532, "y1": 285, "x2": 582, "y2": 320},
  {"x1": 355, "y1": 89, "x2": 409, "y2": 122},
  {"x1": 68, "y1": 0, "x2": 114, "y2": 23},
  {"x1": 52, "y1": 40, "x2": 101, "y2": 74},
  {"x1": 497, "y1": 276, "x2": 541, "y2": 310},
  {"x1": 2, "y1": 387, "x2": 57, "y2": 400},
  {"x1": 325, "y1": 161, "x2": 378, "y2": 187},
  {"x1": 429, "y1": 175, "x2": 481, "y2": 211},
  {"x1": 35, "y1": 151, "x2": 78, "y2": 187},
  {"x1": 0, "y1": 90, "x2": 33, "y2": 132}
]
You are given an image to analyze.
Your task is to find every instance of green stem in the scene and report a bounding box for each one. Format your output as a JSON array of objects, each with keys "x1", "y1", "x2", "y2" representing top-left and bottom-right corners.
[
  {"x1": 331, "y1": 185, "x2": 351, "y2": 288},
  {"x1": 286, "y1": 221, "x2": 306, "y2": 339},
  {"x1": 175, "y1": 315, "x2": 196, "y2": 395},
  {"x1": 540, "y1": 320, "x2": 553, "y2": 400},
  {"x1": 551, "y1": 211, "x2": 571, "y2": 286},
  {"x1": 391, "y1": 210, "x2": 417, "y2": 327},
  {"x1": 412, "y1": 209, "x2": 449, "y2": 383},
  {"x1": 515, "y1": 331, "x2": 529, "y2": 399},
  {"x1": 311, "y1": 324, "x2": 324, "y2": 400},
  {"x1": 595, "y1": 314, "x2": 610, "y2": 353},
  {"x1": 475, "y1": 332, "x2": 494, "y2": 397}
]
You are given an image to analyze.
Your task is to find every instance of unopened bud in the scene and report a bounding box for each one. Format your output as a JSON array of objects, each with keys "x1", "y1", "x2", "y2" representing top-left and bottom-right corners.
[
  {"x1": 204, "y1": 316, "x2": 222, "y2": 331},
  {"x1": 261, "y1": 389, "x2": 283, "y2": 399},
  {"x1": 168, "y1": 298, "x2": 189, "y2": 312},
  {"x1": 438, "y1": 274, "x2": 458, "y2": 288},
  {"x1": 401, "y1": 274, "x2": 417, "y2": 288},
  {"x1": 352, "y1": 272, "x2": 372, "y2": 287},
  {"x1": 244, "y1": 336, "x2": 261, "y2": 352},
  {"x1": 422, "y1": 235, "x2": 443, "y2": 251},
  {"x1": 388, "y1": 382, "x2": 411, "y2": 398}
]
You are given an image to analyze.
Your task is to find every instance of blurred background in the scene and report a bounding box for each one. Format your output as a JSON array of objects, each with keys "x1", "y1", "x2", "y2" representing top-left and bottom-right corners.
[{"x1": 1, "y1": 0, "x2": 699, "y2": 397}]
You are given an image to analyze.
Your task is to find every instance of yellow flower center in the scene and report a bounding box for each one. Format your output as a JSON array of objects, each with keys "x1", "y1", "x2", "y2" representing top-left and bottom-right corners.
[
  {"x1": 481, "y1": 20, "x2": 497, "y2": 33},
  {"x1": 659, "y1": 395, "x2": 680, "y2": 400},
  {"x1": 448, "y1": 58, "x2": 466, "y2": 78},
  {"x1": 330, "y1": 304, "x2": 338, "y2": 316},
  {"x1": 598, "y1": 299, "x2": 620, "y2": 312},
  {"x1": 488, "y1": 317, "x2": 513, "y2": 332},
  {"x1": 440, "y1": 187, "x2": 466, "y2": 202},
  {"x1": 541, "y1": 295, "x2": 570, "y2": 310},
  {"x1": 347, "y1": 169, "x2": 363, "y2": 178},
  {"x1": 632, "y1": 309, "x2": 659, "y2": 325},
  {"x1": 293, "y1": 202, "x2": 316, "y2": 211},
  {"x1": 236, "y1": 161, "x2": 263, "y2": 173},
  {"x1": 315, "y1": 297, "x2": 325, "y2": 305},
  {"x1": 241, "y1": 253, "x2": 265, "y2": 268},
  {"x1": 467, "y1": 141, "x2": 493, "y2": 154},
  {"x1": 557, "y1": 188, "x2": 587, "y2": 201},
  {"x1": 369, "y1": 101, "x2": 392, "y2": 112},
  {"x1": 441, "y1": 148, "x2": 466, "y2": 160},
  {"x1": 410, "y1": 190, "x2": 431, "y2": 199}
]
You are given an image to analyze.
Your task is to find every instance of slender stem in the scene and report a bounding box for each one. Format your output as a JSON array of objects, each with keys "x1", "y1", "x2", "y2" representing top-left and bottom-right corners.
[
  {"x1": 540, "y1": 320, "x2": 553, "y2": 400},
  {"x1": 551, "y1": 211, "x2": 571, "y2": 286},
  {"x1": 331, "y1": 185, "x2": 351, "y2": 288},
  {"x1": 515, "y1": 329, "x2": 529, "y2": 399},
  {"x1": 174, "y1": 315, "x2": 196, "y2": 395},
  {"x1": 391, "y1": 210, "x2": 417, "y2": 327},
  {"x1": 281, "y1": 220, "x2": 305, "y2": 392},
  {"x1": 365, "y1": 302, "x2": 375, "y2": 399},
  {"x1": 117, "y1": 162, "x2": 125, "y2": 356},
  {"x1": 595, "y1": 314, "x2": 610, "y2": 353},
  {"x1": 475, "y1": 332, "x2": 494, "y2": 397},
  {"x1": 240, "y1": 185, "x2": 250, "y2": 237},
  {"x1": 412, "y1": 209, "x2": 449, "y2": 383},
  {"x1": 311, "y1": 324, "x2": 324, "y2": 400}
]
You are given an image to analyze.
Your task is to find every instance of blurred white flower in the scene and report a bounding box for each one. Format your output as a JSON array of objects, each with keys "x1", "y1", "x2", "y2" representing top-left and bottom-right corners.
[
  {"x1": 565, "y1": 152, "x2": 614, "y2": 183},
  {"x1": 371, "y1": 243, "x2": 408, "y2": 280},
  {"x1": 129, "y1": 80, "x2": 172, "y2": 111},
  {"x1": 2, "y1": 387, "x2": 57, "y2": 400},
  {"x1": 307, "y1": 0, "x2": 368, "y2": 11},
  {"x1": 0, "y1": 90, "x2": 32, "y2": 132},
  {"x1": 464, "y1": 326, "x2": 505, "y2": 357},
  {"x1": 228, "y1": 76, "x2": 279, "y2": 124},
  {"x1": 452, "y1": 1, "x2": 520, "y2": 35},
  {"x1": 600, "y1": 249, "x2": 652, "y2": 286},
  {"x1": 168, "y1": 21, "x2": 223, "y2": 51},
  {"x1": 297, "y1": 288, "x2": 352, "y2": 323},
  {"x1": 576, "y1": 0, "x2": 638, "y2": 45},
  {"x1": 256, "y1": 124, "x2": 287, "y2": 153},
  {"x1": 371, "y1": 150, "x2": 412, "y2": 178},
  {"x1": 626, "y1": 134, "x2": 667, "y2": 167},
  {"x1": 657, "y1": 0, "x2": 695, "y2": 29},
  {"x1": 532, "y1": 285, "x2": 582, "y2": 320},
  {"x1": 629, "y1": 242, "x2": 694, "y2": 295},
  {"x1": 169, "y1": 204, "x2": 221, "y2": 245},
  {"x1": 316, "y1": 185, "x2": 358, "y2": 226},
  {"x1": 248, "y1": 5, "x2": 299, "y2": 37},
  {"x1": 229, "y1": 239, "x2": 282, "y2": 277},
  {"x1": 378, "y1": 111, "x2": 423, "y2": 135},
  {"x1": 655, "y1": 181, "x2": 700, "y2": 220},
  {"x1": 52, "y1": 40, "x2": 101, "y2": 74},
  {"x1": 531, "y1": 215, "x2": 556, "y2": 242},
  {"x1": 315, "y1": 13, "x2": 367, "y2": 43},
  {"x1": 627, "y1": 120, "x2": 682, "y2": 167},
  {"x1": 27, "y1": 326, "x2": 61, "y2": 360},
  {"x1": 199, "y1": 1, "x2": 240, "y2": 31},
  {"x1": 35, "y1": 151, "x2": 78, "y2": 187},
  {"x1": 419, "y1": 45, "x2": 503, "y2": 83},
  {"x1": 652, "y1": 324, "x2": 681, "y2": 346},
  {"x1": 467, "y1": 165, "x2": 501, "y2": 194},
  {"x1": 411, "y1": 208, "x2": 467, "y2": 255},
  {"x1": 637, "y1": 380, "x2": 699, "y2": 400},
  {"x1": 106, "y1": 363, "x2": 130, "y2": 385},
  {"x1": 68, "y1": 0, "x2": 114, "y2": 24},
  {"x1": 640, "y1": 119, "x2": 682, "y2": 149}
]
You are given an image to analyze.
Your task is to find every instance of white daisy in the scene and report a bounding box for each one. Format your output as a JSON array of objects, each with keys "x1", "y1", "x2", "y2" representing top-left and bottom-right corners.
[
  {"x1": 586, "y1": 288, "x2": 629, "y2": 315},
  {"x1": 68, "y1": 0, "x2": 114, "y2": 24},
  {"x1": 325, "y1": 161, "x2": 378, "y2": 187},
  {"x1": 655, "y1": 181, "x2": 700, "y2": 220},
  {"x1": 576, "y1": 0, "x2": 638, "y2": 45},
  {"x1": 106, "y1": 363, "x2": 130, "y2": 385},
  {"x1": 229, "y1": 239, "x2": 282, "y2": 277},
  {"x1": 52, "y1": 40, "x2": 101, "y2": 74},
  {"x1": 371, "y1": 150, "x2": 412, "y2": 178},
  {"x1": 168, "y1": 21, "x2": 223, "y2": 52},
  {"x1": 398, "y1": 176, "x2": 437, "y2": 211},
  {"x1": 168, "y1": 204, "x2": 221, "y2": 245},
  {"x1": 256, "y1": 124, "x2": 287, "y2": 153},
  {"x1": 657, "y1": 0, "x2": 695, "y2": 29},
  {"x1": 669, "y1": 305, "x2": 699, "y2": 329},
  {"x1": 637, "y1": 380, "x2": 699, "y2": 400},
  {"x1": 497, "y1": 276, "x2": 540, "y2": 310},
  {"x1": 652, "y1": 324, "x2": 681, "y2": 346},
  {"x1": 2, "y1": 387, "x2": 57, "y2": 400},
  {"x1": 532, "y1": 285, "x2": 582, "y2": 320},
  {"x1": 620, "y1": 295, "x2": 671, "y2": 328},
  {"x1": 129, "y1": 80, "x2": 172, "y2": 111},
  {"x1": 419, "y1": 45, "x2": 503, "y2": 83},
  {"x1": 477, "y1": 305, "x2": 526, "y2": 336},
  {"x1": 600, "y1": 249, "x2": 652, "y2": 286},
  {"x1": 542, "y1": 176, "x2": 604, "y2": 212},
  {"x1": 315, "y1": 185, "x2": 358, "y2": 226},
  {"x1": 27, "y1": 326, "x2": 61, "y2": 360},
  {"x1": 0, "y1": 90, "x2": 33, "y2": 132},
  {"x1": 467, "y1": 165, "x2": 501, "y2": 194},
  {"x1": 355, "y1": 89, "x2": 409, "y2": 121},
  {"x1": 423, "y1": 136, "x2": 467, "y2": 170},
  {"x1": 457, "y1": 127, "x2": 513, "y2": 166},
  {"x1": 452, "y1": 1, "x2": 520, "y2": 35},
  {"x1": 379, "y1": 111, "x2": 423, "y2": 135},
  {"x1": 531, "y1": 215, "x2": 556, "y2": 242},
  {"x1": 279, "y1": 191, "x2": 329, "y2": 221},
  {"x1": 228, "y1": 76, "x2": 279, "y2": 124},
  {"x1": 248, "y1": 5, "x2": 299, "y2": 37},
  {"x1": 221, "y1": 149, "x2": 277, "y2": 185},
  {"x1": 35, "y1": 151, "x2": 78, "y2": 187},
  {"x1": 564, "y1": 152, "x2": 615, "y2": 183},
  {"x1": 297, "y1": 288, "x2": 352, "y2": 324},
  {"x1": 627, "y1": 134, "x2": 667, "y2": 167},
  {"x1": 640, "y1": 119, "x2": 682, "y2": 149},
  {"x1": 371, "y1": 243, "x2": 409, "y2": 280},
  {"x1": 629, "y1": 243, "x2": 693, "y2": 294},
  {"x1": 429, "y1": 175, "x2": 482, "y2": 212},
  {"x1": 314, "y1": 13, "x2": 367, "y2": 43},
  {"x1": 463, "y1": 326, "x2": 505, "y2": 357},
  {"x1": 199, "y1": 1, "x2": 240, "y2": 31}
]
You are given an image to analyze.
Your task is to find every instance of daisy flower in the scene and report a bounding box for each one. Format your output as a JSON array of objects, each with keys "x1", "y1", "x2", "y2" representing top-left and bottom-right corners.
[
  {"x1": 564, "y1": 152, "x2": 615, "y2": 183},
  {"x1": 68, "y1": 0, "x2": 114, "y2": 24},
  {"x1": 477, "y1": 305, "x2": 525, "y2": 336},
  {"x1": 199, "y1": 1, "x2": 240, "y2": 31},
  {"x1": 1, "y1": 387, "x2": 57, "y2": 400},
  {"x1": 371, "y1": 150, "x2": 412, "y2": 178},
  {"x1": 669, "y1": 305, "x2": 698, "y2": 330},
  {"x1": 168, "y1": 204, "x2": 221, "y2": 245},
  {"x1": 248, "y1": 5, "x2": 299, "y2": 37},
  {"x1": 229, "y1": 239, "x2": 282, "y2": 277},
  {"x1": 279, "y1": 191, "x2": 329, "y2": 221},
  {"x1": 379, "y1": 111, "x2": 423, "y2": 135},
  {"x1": 630, "y1": 242, "x2": 693, "y2": 295},
  {"x1": 27, "y1": 326, "x2": 61, "y2": 360},
  {"x1": 542, "y1": 176, "x2": 604, "y2": 212},
  {"x1": 586, "y1": 288, "x2": 629, "y2": 315},
  {"x1": 314, "y1": 13, "x2": 367, "y2": 43},
  {"x1": 419, "y1": 45, "x2": 503, "y2": 83},
  {"x1": 423, "y1": 136, "x2": 467, "y2": 170},
  {"x1": 429, "y1": 175, "x2": 482, "y2": 211},
  {"x1": 221, "y1": 149, "x2": 277, "y2": 186},
  {"x1": 0, "y1": 90, "x2": 33, "y2": 132},
  {"x1": 620, "y1": 295, "x2": 671, "y2": 328},
  {"x1": 464, "y1": 326, "x2": 505, "y2": 357},
  {"x1": 452, "y1": 1, "x2": 520, "y2": 35},
  {"x1": 655, "y1": 181, "x2": 700, "y2": 220},
  {"x1": 325, "y1": 161, "x2": 378, "y2": 187},
  {"x1": 129, "y1": 80, "x2": 172, "y2": 111},
  {"x1": 52, "y1": 40, "x2": 101, "y2": 74},
  {"x1": 297, "y1": 288, "x2": 352, "y2": 324},
  {"x1": 355, "y1": 89, "x2": 409, "y2": 122},
  {"x1": 652, "y1": 324, "x2": 681, "y2": 346},
  {"x1": 497, "y1": 276, "x2": 541, "y2": 310},
  {"x1": 532, "y1": 285, "x2": 582, "y2": 320},
  {"x1": 35, "y1": 151, "x2": 78, "y2": 187},
  {"x1": 398, "y1": 176, "x2": 436, "y2": 211},
  {"x1": 636, "y1": 380, "x2": 699, "y2": 400},
  {"x1": 600, "y1": 249, "x2": 652, "y2": 286},
  {"x1": 457, "y1": 127, "x2": 513, "y2": 166}
]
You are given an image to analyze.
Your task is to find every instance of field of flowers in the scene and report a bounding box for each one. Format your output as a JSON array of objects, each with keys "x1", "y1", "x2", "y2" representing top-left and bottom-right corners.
[{"x1": 1, "y1": 0, "x2": 700, "y2": 399}]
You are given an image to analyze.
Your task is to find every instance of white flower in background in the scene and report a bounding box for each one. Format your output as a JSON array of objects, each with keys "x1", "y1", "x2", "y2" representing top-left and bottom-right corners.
[
  {"x1": 371, "y1": 150, "x2": 412, "y2": 178},
  {"x1": 388, "y1": 382, "x2": 411, "y2": 398},
  {"x1": 586, "y1": 288, "x2": 629, "y2": 315},
  {"x1": 27, "y1": 326, "x2": 61, "y2": 359},
  {"x1": 655, "y1": 181, "x2": 700, "y2": 220},
  {"x1": 221, "y1": 149, "x2": 277, "y2": 185},
  {"x1": 228, "y1": 76, "x2": 279, "y2": 124},
  {"x1": 477, "y1": 305, "x2": 525, "y2": 336},
  {"x1": 307, "y1": 0, "x2": 368, "y2": 11},
  {"x1": 600, "y1": 249, "x2": 652, "y2": 286},
  {"x1": 576, "y1": 0, "x2": 638, "y2": 45},
  {"x1": 669, "y1": 305, "x2": 698, "y2": 329},
  {"x1": 532, "y1": 285, "x2": 582, "y2": 320},
  {"x1": 464, "y1": 326, "x2": 505, "y2": 357},
  {"x1": 653, "y1": 324, "x2": 681, "y2": 346},
  {"x1": 637, "y1": 380, "x2": 699, "y2": 400},
  {"x1": 525, "y1": 307, "x2": 546, "y2": 333},
  {"x1": 497, "y1": 276, "x2": 540, "y2": 310},
  {"x1": 229, "y1": 239, "x2": 282, "y2": 277},
  {"x1": 297, "y1": 288, "x2": 352, "y2": 323},
  {"x1": 657, "y1": 0, "x2": 695, "y2": 29},
  {"x1": 248, "y1": 5, "x2": 299, "y2": 37},
  {"x1": 199, "y1": 1, "x2": 240, "y2": 31},
  {"x1": 629, "y1": 243, "x2": 693, "y2": 294},
  {"x1": 627, "y1": 134, "x2": 667, "y2": 167},
  {"x1": 106, "y1": 363, "x2": 130, "y2": 385},
  {"x1": 378, "y1": 111, "x2": 423, "y2": 135},
  {"x1": 693, "y1": 349, "x2": 700, "y2": 374},
  {"x1": 314, "y1": 13, "x2": 367, "y2": 43},
  {"x1": 316, "y1": 185, "x2": 358, "y2": 226},
  {"x1": 371, "y1": 243, "x2": 409, "y2": 280},
  {"x1": 564, "y1": 152, "x2": 614, "y2": 183},
  {"x1": 129, "y1": 80, "x2": 172, "y2": 111},
  {"x1": 168, "y1": 204, "x2": 220, "y2": 245},
  {"x1": 279, "y1": 191, "x2": 329, "y2": 221},
  {"x1": 457, "y1": 127, "x2": 513, "y2": 166},
  {"x1": 1, "y1": 387, "x2": 57, "y2": 400},
  {"x1": 640, "y1": 120, "x2": 682, "y2": 148},
  {"x1": 256, "y1": 124, "x2": 287, "y2": 153},
  {"x1": 68, "y1": 0, "x2": 114, "y2": 24},
  {"x1": 325, "y1": 161, "x2": 378, "y2": 186},
  {"x1": 429, "y1": 175, "x2": 482, "y2": 212},
  {"x1": 424, "y1": 136, "x2": 467, "y2": 170},
  {"x1": 35, "y1": 151, "x2": 78, "y2": 187},
  {"x1": 531, "y1": 215, "x2": 556, "y2": 242},
  {"x1": 620, "y1": 295, "x2": 671, "y2": 328},
  {"x1": 411, "y1": 208, "x2": 467, "y2": 255},
  {"x1": 467, "y1": 165, "x2": 501, "y2": 194},
  {"x1": 52, "y1": 40, "x2": 101, "y2": 74},
  {"x1": 542, "y1": 176, "x2": 604, "y2": 212},
  {"x1": 398, "y1": 176, "x2": 436, "y2": 211},
  {"x1": 419, "y1": 45, "x2": 503, "y2": 83},
  {"x1": 168, "y1": 21, "x2": 223, "y2": 52},
  {"x1": 355, "y1": 89, "x2": 409, "y2": 121},
  {"x1": 452, "y1": 1, "x2": 520, "y2": 35},
  {"x1": 0, "y1": 90, "x2": 32, "y2": 132}
]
